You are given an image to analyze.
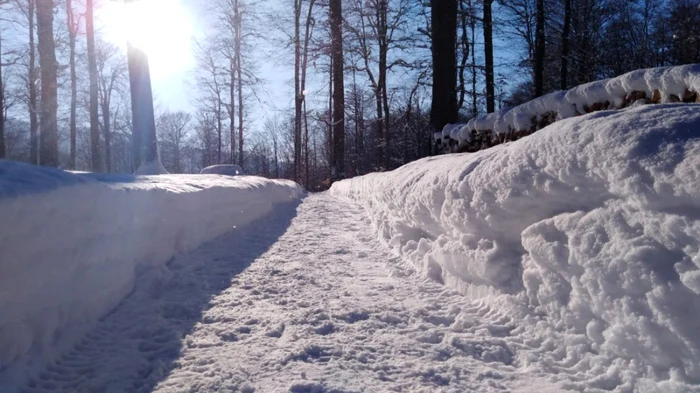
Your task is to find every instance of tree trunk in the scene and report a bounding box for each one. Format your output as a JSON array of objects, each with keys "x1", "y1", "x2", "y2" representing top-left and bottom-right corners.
[
  {"x1": 127, "y1": 42, "x2": 159, "y2": 169},
  {"x1": 374, "y1": 87, "x2": 383, "y2": 166},
  {"x1": 0, "y1": 34, "x2": 5, "y2": 159},
  {"x1": 483, "y1": 0, "x2": 495, "y2": 113},
  {"x1": 67, "y1": 0, "x2": 77, "y2": 169},
  {"x1": 300, "y1": 0, "x2": 315, "y2": 185},
  {"x1": 28, "y1": 0, "x2": 38, "y2": 164},
  {"x1": 534, "y1": 0, "x2": 545, "y2": 97},
  {"x1": 37, "y1": 0, "x2": 58, "y2": 167},
  {"x1": 235, "y1": 0, "x2": 244, "y2": 169},
  {"x1": 87, "y1": 0, "x2": 102, "y2": 171},
  {"x1": 561, "y1": 0, "x2": 571, "y2": 90},
  {"x1": 457, "y1": 0, "x2": 469, "y2": 110},
  {"x1": 101, "y1": 99, "x2": 112, "y2": 172},
  {"x1": 237, "y1": 54, "x2": 243, "y2": 169},
  {"x1": 294, "y1": 0, "x2": 302, "y2": 183},
  {"x1": 330, "y1": 0, "x2": 344, "y2": 181},
  {"x1": 377, "y1": 0, "x2": 390, "y2": 170},
  {"x1": 470, "y1": 2, "x2": 477, "y2": 117},
  {"x1": 217, "y1": 91, "x2": 222, "y2": 164},
  {"x1": 328, "y1": 56, "x2": 333, "y2": 171},
  {"x1": 229, "y1": 63, "x2": 235, "y2": 164},
  {"x1": 430, "y1": 0, "x2": 458, "y2": 134},
  {"x1": 304, "y1": 98, "x2": 309, "y2": 186}
]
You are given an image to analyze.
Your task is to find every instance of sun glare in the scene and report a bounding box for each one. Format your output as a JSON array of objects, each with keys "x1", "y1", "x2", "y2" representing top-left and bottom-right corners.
[{"x1": 99, "y1": 0, "x2": 194, "y2": 79}]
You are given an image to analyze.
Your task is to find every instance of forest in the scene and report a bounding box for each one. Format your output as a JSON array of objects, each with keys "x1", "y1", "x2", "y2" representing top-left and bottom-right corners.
[{"x1": 0, "y1": 0, "x2": 699, "y2": 190}]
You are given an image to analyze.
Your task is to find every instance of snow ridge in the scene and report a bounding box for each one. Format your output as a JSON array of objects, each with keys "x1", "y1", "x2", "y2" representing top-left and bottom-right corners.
[
  {"x1": 332, "y1": 104, "x2": 700, "y2": 391},
  {"x1": 0, "y1": 161, "x2": 303, "y2": 383}
]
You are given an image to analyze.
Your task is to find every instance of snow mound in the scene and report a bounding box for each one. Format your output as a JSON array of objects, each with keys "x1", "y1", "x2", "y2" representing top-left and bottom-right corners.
[
  {"x1": 0, "y1": 161, "x2": 302, "y2": 382},
  {"x1": 437, "y1": 64, "x2": 700, "y2": 150},
  {"x1": 331, "y1": 104, "x2": 700, "y2": 390}
]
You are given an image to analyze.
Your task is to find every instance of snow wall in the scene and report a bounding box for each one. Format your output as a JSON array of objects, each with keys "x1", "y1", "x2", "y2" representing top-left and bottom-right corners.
[
  {"x1": 0, "y1": 162, "x2": 303, "y2": 381},
  {"x1": 331, "y1": 104, "x2": 700, "y2": 391}
]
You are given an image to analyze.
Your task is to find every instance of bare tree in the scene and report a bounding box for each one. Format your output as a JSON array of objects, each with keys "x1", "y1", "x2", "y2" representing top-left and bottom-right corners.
[
  {"x1": 157, "y1": 111, "x2": 192, "y2": 173},
  {"x1": 66, "y1": 0, "x2": 78, "y2": 168},
  {"x1": 211, "y1": 0, "x2": 261, "y2": 169},
  {"x1": 560, "y1": 0, "x2": 571, "y2": 89},
  {"x1": 293, "y1": 0, "x2": 316, "y2": 183},
  {"x1": 13, "y1": 0, "x2": 39, "y2": 163},
  {"x1": 194, "y1": 41, "x2": 226, "y2": 165},
  {"x1": 534, "y1": 0, "x2": 545, "y2": 97},
  {"x1": 483, "y1": 0, "x2": 495, "y2": 113},
  {"x1": 0, "y1": 29, "x2": 10, "y2": 159},
  {"x1": 97, "y1": 41, "x2": 128, "y2": 172},
  {"x1": 36, "y1": 0, "x2": 57, "y2": 166},
  {"x1": 345, "y1": 0, "x2": 416, "y2": 169},
  {"x1": 86, "y1": 0, "x2": 102, "y2": 171},
  {"x1": 330, "y1": 0, "x2": 344, "y2": 180},
  {"x1": 0, "y1": 31, "x2": 6, "y2": 158}
]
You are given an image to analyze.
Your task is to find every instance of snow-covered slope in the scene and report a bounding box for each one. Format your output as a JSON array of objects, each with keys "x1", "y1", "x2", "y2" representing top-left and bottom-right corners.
[
  {"x1": 0, "y1": 161, "x2": 302, "y2": 382},
  {"x1": 331, "y1": 104, "x2": 700, "y2": 391}
]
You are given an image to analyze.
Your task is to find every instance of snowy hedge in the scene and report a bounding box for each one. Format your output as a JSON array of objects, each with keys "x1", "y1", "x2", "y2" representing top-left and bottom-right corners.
[
  {"x1": 436, "y1": 64, "x2": 700, "y2": 152},
  {"x1": 0, "y1": 162, "x2": 302, "y2": 380},
  {"x1": 332, "y1": 104, "x2": 700, "y2": 389}
]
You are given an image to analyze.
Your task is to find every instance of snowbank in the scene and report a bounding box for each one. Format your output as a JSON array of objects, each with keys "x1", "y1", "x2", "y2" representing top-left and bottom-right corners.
[
  {"x1": 437, "y1": 64, "x2": 700, "y2": 151},
  {"x1": 0, "y1": 161, "x2": 302, "y2": 381},
  {"x1": 332, "y1": 104, "x2": 700, "y2": 390}
]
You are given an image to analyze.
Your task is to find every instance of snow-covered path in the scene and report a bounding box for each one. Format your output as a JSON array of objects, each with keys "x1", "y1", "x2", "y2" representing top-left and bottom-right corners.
[{"x1": 24, "y1": 193, "x2": 564, "y2": 393}]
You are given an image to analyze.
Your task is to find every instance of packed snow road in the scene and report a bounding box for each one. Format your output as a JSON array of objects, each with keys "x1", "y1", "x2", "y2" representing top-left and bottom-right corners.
[{"x1": 23, "y1": 193, "x2": 563, "y2": 393}]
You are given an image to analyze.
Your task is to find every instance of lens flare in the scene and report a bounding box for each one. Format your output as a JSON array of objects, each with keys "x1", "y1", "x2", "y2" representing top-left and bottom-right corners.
[{"x1": 99, "y1": 0, "x2": 194, "y2": 79}]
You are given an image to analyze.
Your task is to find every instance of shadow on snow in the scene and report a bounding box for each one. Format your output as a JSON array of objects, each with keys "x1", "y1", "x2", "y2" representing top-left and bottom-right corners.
[{"x1": 24, "y1": 199, "x2": 302, "y2": 393}]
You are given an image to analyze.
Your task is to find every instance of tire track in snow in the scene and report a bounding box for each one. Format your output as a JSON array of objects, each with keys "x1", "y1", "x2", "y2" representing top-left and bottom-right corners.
[{"x1": 22, "y1": 193, "x2": 567, "y2": 393}]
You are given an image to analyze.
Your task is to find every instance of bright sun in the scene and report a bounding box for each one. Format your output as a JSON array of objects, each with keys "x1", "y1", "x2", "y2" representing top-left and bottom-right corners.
[{"x1": 99, "y1": 0, "x2": 194, "y2": 79}]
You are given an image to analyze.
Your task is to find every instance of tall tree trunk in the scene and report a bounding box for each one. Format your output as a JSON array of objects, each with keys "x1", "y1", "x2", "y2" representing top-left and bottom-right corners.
[
  {"x1": 229, "y1": 63, "x2": 235, "y2": 164},
  {"x1": 28, "y1": 0, "x2": 38, "y2": 164},
  {"x1": 237, "y1": 54, "x2": 243, "y2": 169},
  {"x1": 37, "y1": 0, "x2": 58, "y2": 167},
  {"x1": 374, "y1": 86, "x2": 383, "y2": 166},
  {"x1": 328, "y1": 56, "x2": 333, "y2": 171},
  {"x1": 304, "y1": 98, "x2": 309, "y2": 186},
  {"x1": 377, "y1": 0, "x2": 390, "y2": 170},
  {"x1": 300, "y1": 0, "x2": 315, "y2": 185},
  {"x1": 561, "y1": 0, "x2": 571, "y2": 90},
  {"x1": 430, "y1": 0, "x2": 458, "y2": 134},
  {"x1": 330, "y1": 0, "x2": 344, "y2": 180},
  {"x1": 67, "y1": 0, "x2": 77, "y2": 169},
  {"x1": 470, "y1": 2, "x2": 477, "y2": 117},
  {"x1": 86, "y1": 0, "x2": 102, "y2": 171},
  {"x1": 217, "y1": 91, "x2": 222, "y2": 164},
  {"x1": 127, "y1": 42, "x2": 159, "y2": 169},
  {"x1": 0, "y1": 34, "x2": 5, "y2": 159},
  {"x1": 457, "y1": 0, "x2": 469, "y2": 110},
  {"x1": 235, "y1": 0, "x2": 244, "y2": 169},
  {"x1": 534, "y1": 0, "x2": 545, "y2": 97},
  {"x1": 294, "y1": 0, "x2": 302, "y2": 183},
  {"x1": 483, "y1": 0, "x2": 495, "y2": 113}
]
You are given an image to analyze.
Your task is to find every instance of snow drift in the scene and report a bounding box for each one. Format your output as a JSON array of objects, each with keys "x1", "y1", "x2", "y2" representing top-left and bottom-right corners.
[
  {"x1": 0, "y1": 162, "x2": 302, "y2": 382},
  {"x1": 332, "y1": 104, "x2": 700, "y2": 391}
]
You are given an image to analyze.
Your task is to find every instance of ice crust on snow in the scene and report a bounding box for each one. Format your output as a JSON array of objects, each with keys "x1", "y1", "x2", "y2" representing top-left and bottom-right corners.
[
  {"x1": 0, "y1": 161, "x2": 302, "y2": 381},
  {"x1": 332, "y1": 104, "x2": 700, "y2": 390},
  {"x1": 437, "y1": 64, "x2": 700, "y2": 145}
]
